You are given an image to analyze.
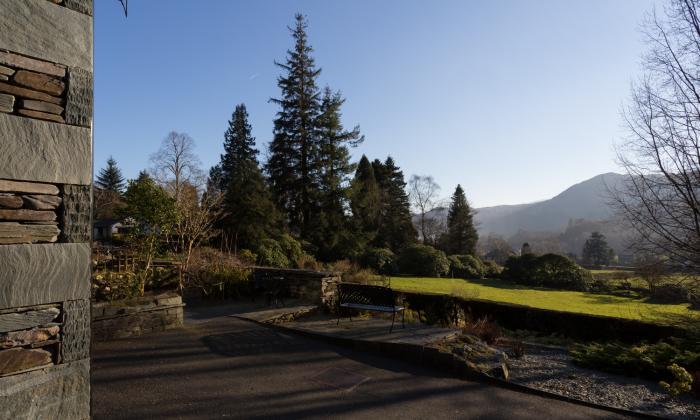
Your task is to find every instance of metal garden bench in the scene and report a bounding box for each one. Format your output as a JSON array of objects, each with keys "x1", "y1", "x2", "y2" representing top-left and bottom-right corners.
[{"x1": 336, "y1": 283, "x2": 405, "y2": 332}]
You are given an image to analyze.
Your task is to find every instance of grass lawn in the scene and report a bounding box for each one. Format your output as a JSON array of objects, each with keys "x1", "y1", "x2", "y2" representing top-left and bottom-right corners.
[{"x1": 385, "y1": 276, "x2": 699, "y2": 327}]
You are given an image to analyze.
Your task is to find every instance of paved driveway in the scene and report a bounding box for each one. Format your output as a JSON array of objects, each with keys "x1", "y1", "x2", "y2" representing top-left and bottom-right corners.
[{"x1": 91, "y1": 312, "x2": 626, "y2": 419}]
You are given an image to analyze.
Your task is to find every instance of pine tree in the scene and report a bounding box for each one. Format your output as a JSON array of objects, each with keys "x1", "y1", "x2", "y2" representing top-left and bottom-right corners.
[
  {"x1": 216, "y1": 103, "x2": 278, "y2": 251},
  {"x1": 267, "y1": 14, "x2": 322, "y2": 239},
  {"x1": 443, "y1": 184, "x2": 478, "y2": 255},
  {"x1": 350, "y1": 155, "x2": 381, "y2": 248},
  {"x1": 582, "y1": 232, "x2": 613, "y2": 266},
  {"x1": 373, "y1": 156, "x2": 416, "y2": 251},
  {"x1": 96, "y1": 156, "x2": 126, "y2": 194},
  {"x1": 312, "y1": 87, "x2": 364, "y2": 260},
  {"x1": 219, "y1": 104, "x2": 258, "y2": 189}
]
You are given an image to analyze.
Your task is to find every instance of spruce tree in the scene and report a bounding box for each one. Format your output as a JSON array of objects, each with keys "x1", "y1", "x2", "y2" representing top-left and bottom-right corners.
[
  {"x1": 444, "y1": 184, "x2": 478, "y2": 255},
  {"x1": 312, "y1": 87, "x2": 364, "y2": 260},
  {"x1": 219, "y1": 104, "x2": 258, "y2": 189},
  {"x1": 217, "y1": 103, "x2": 278, "y2": 251},
  {"x1": 267, "y1": 14, "x2": 322, "y2": 239},
  {"x1": 350, "y1": 155, "x2": 381, "y2": 248},
  {"x1": 96, "y1": 156, "x2": 126, "y2": 194},
  {"x1": 373, "y1": 157, "x2": 416, "y2": 251}
]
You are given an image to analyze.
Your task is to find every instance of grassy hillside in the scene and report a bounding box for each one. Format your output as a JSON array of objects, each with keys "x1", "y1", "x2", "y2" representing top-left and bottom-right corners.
[{"x1": 385, "y1": 276, "x2": 698, "y2": 326}]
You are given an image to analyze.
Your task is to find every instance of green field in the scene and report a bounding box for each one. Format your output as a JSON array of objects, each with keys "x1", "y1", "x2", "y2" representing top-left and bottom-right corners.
[{"x1": 385, "y1": 276, "x2": 698, "y2": 326}]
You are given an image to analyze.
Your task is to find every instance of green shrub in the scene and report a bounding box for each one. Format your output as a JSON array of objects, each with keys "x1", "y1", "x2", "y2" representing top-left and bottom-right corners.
[
  {"x1": 397, "y1": 244, "x2": 450, "y2": 277},
  {"x1": 570, "y1": 338, "x2": 700, "y2": 385},
  {"x1": 279, "y1": 233, "x2": 304, "y2": 263},
  {"x1": 256, "y1": 239, "x2": 290, "y2": 268},
  {"x1": 186, "y1": 248, "x2": 252, "y2": 299},
  {"x1": 660, "y1": 364, "x2": 693, "y2": 396},
  {"x1": 502, "y1": 253, "x2": 592, "y2": 291},
  {"x1": 296, "y1": 253, "x2": 322, "y2": 270},
  {"x1": 361, "y1": 248, "x2": 397, "y2": 274},
  {"x1": 482, "y1": 260, "x2": 503, "y2": 278},
  {"x1": 449, "y1": 255, "x2": 484, "y2": 279},
  {"x1": 238, "y1": 249, "x2": 257, "y2": 266},
  {"x1": 92, "y1": 271, "x2": 142, "y2": 302}
]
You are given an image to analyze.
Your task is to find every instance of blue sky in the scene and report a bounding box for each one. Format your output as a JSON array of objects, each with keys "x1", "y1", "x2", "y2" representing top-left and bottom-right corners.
[{"x1": 95, "y1": 0, "x2": 658, "y2": 207}]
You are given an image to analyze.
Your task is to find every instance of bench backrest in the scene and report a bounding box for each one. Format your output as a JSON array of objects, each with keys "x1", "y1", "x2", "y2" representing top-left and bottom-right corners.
[{"x1": 337, "y1": 283, "x2": 395, "y2": 307}]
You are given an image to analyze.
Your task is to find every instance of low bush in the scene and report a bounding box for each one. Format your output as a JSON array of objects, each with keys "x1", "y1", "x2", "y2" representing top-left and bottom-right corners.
[
  {"x1": 651, "y1": 283, "x2": 690, "y2": 304},
  {"x1": 237, "y1": 249, "x2": 258, "y2": 266},
  {"x1": 464, "y1": 317, "x2": 501, "y2": 345},
  {"x1": 448, "y1": 255, "x2": 484, "y2": 279},
  {"x1": 296, "y1": 253, "x2": 322, "y2": 270},
  {"x1": 92, "y1": 271, "x2": 142, "y2": 302},
  {"x1": 570, "y1": 337, "x2": 700, "y2": 393},
  {"x1": 186, "y1": 248, "x2": 252, "y2": 299},
  {"x1": 361, "y1": 248, "x2": 397, "y2": 274},
  {"x1": 256, "y1": 238, "x2": 290, "y2": 267},
  {"x1": 256, "y1": 234, "x2": 306, "y2": 268},
  {"x1": 397, "y1": 244, "x2": 450, "y2": 277},
  {"x1": 502, "y1": 253, "x2": 592, "y2": 291},
  {"x1": 482, "y1": 260, "x2": 503, "y2": 278},
  {"x1": 660, "y1": 364, "x2": 693, "y2": 397}
]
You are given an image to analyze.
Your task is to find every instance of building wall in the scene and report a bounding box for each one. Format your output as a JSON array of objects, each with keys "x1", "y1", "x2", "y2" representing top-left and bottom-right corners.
[{"x1": 0, "y1": 1, "x2": 93, "y2": 418}]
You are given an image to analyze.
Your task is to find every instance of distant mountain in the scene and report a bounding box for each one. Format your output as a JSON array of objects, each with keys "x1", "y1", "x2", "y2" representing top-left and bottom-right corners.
[
  {"x1": 416, "y1": 173, "x2": 633, "y2": 257},
  {"x1": 475, "y1": 172, "x2": 627, "y2": 237}
]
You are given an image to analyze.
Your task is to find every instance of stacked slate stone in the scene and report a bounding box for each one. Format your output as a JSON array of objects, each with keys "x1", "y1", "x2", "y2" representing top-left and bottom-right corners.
[
  {"x1": 0, "y1": 51, "x2": 67, "y2": 123},
  {"x1": 0, "y1": 179, "x2": 62, "y2": 244},
  {"x1": 0, "y1": 305, "x2": 61, "y2": 376},
  {"x1": 0, "y1": 0, "x2": 93, "y2": 418}
]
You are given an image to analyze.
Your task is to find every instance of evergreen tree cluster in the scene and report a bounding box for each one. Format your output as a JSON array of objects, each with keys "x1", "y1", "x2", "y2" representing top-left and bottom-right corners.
[{"x1": 210, "y1": 14, "x2": 417, "y2": 261}]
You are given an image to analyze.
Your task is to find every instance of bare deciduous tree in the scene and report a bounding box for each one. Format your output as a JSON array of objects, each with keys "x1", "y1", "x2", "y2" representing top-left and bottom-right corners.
[
  {"x1": 173, "y1": 184, "x2": 222, "y2": 291},
  {"x1": 612, "y1": 0, "x2": 700, "y2": 274},
  {"x1": 408, "y1": 175, "x2": 442, "y2": 244},
  {"x1": 150, "y1": 131, "x2": 204, "y2": 203}
]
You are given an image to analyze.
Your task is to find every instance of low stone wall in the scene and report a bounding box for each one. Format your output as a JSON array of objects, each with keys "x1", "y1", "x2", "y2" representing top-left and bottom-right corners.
[
  {"x1": 92, "y1": 293, "x2": 184, "y2": 341},
  {"x1": 320, "y1": 282, "x2": 685, "y2": 342},
  {"x1": 398, "y1": 292, "x2": 685, "y2": 342},
  {"x1": 253, "y1": 267, "x2": 341, "y2": 304}
]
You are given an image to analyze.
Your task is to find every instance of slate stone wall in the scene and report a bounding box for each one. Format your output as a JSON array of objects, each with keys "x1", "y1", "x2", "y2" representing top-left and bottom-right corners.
[
  {"x1": 92, "y1": 294, "x2": 185, "y2": 341},
  {"x1": 0, "y1": 1, "x2": 93, "y2": 418}
]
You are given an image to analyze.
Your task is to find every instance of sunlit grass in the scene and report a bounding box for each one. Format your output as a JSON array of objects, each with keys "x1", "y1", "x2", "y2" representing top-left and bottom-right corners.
[{"x1": 385, "y1": 276, "x2": 699, "y2": 327}]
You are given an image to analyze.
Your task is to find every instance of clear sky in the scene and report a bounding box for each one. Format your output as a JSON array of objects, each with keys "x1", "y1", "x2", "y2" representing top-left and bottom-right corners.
[{"x1": 94, "y1": 0, "x2": 658, "y2": 207}]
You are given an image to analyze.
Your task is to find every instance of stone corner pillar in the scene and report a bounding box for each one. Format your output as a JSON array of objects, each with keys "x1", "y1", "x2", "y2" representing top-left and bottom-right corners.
[{"x1": 0, "y1": 1, "x2": 93, "y2": 418}]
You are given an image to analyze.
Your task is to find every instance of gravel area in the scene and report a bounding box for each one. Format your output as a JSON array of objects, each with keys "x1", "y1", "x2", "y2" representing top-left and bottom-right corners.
[{"x1": 498, "y1": 343, "x2": 700, "y2": 419}]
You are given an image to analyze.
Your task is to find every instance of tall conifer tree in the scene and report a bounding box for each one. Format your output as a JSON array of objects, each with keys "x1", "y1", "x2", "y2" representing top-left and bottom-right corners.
[
  {"x1": 373, "y1": 157, "x2": 416, "y2": 251},
  {"x1": 312, "y1": 87, "x2": 364, "y2": 260},
  {"x1": 350, "y1": 155, "x2": 382, "y2": 248},
  {"x1": 96, "y1": 156, "x2": 126, "y2": 194},
  {"x1": 217, "y1": 104, "x2": 278, "y2": 251},
  {"x1": 267, "y1": 14, "x2": 322, "y2": 239},
  {"x1": 444, "y1": 184, "x2": 478, "y2": 255}
]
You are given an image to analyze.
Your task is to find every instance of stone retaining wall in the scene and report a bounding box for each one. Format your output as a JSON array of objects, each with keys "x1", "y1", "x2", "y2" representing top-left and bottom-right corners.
[
  {"x1": 253, "y1": 267, "x2": 341, "y2": 304},
  {"x1": 0, "y1": 1, "x2": 93, "y2": 418},
  {"x1": 92, "y1": 294, "x2": 185, "y2": 341}
]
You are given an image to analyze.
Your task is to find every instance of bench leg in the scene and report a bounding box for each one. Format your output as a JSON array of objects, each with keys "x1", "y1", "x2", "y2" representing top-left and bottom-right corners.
[
  {"x1": 390, "y1": 311, "x2": 395, "y2": 333},
  {"x1": 402, "y1": 310, "x2": 405, "y2": 329},
  {"x1": 337, "y1": 307, "x2": 341, "y2": 326}
]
